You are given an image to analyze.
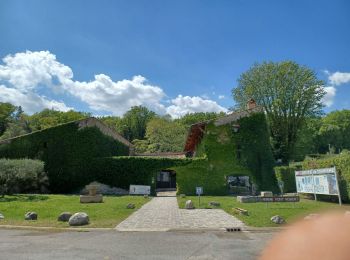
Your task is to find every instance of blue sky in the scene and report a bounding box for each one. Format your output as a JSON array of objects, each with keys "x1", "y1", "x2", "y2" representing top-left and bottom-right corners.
[{"x1": 0, "y1": 0, "x2": 349, "y2": 117}]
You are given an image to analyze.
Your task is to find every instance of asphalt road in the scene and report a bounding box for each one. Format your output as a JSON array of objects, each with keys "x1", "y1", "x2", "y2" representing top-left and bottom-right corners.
[{"x1": 0, "y1": 228, "x2": 275, "y2": 260}]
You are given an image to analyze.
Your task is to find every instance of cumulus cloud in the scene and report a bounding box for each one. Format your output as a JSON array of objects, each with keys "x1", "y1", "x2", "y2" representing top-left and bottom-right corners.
[
  {"x1": 69, "y1": 74, "x2": 166, "y2": 115},
  {"x1": 322, "y1": 86, "x2": 336, "y2": 107},
  {"x1": 0, "y1": 50, "x2": 228, "y2": 117},
  {"x1": 166, "y1": 95, "x2": 227, "y2": 118},
  {"x1": 218, "y1": 95, "x2": 225, "y2": 99},
  {"x1": 328, "y1": 72, "x2": 350, "y2": 86},
  {"x1": 319, "y1": 70, "x2": 350, "y2": 107},
  {"x1": 0, "y1": 85, "x2": 72, "y2": 114}
]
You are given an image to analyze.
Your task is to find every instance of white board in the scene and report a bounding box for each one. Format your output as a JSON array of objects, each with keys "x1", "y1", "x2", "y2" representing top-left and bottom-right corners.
[
  {"x1": 129, "y1": 185, "x2": 151, "y2": 195},
  {"x1": 295, "y1": 167, "x2": 339, "y2": 195}
]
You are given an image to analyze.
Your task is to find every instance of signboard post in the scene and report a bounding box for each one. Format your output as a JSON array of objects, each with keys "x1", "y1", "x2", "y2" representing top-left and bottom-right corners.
[
  {"x1": 196, "y1": 187, "x2": 203, "y2": 207},
  {"x1": 295, "y1": 167, "x2": 341, "y2": 205}
]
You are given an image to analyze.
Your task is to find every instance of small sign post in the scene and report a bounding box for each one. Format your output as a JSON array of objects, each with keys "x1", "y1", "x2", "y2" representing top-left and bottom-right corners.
[
  {"x1": 196, "y1": 187, "x2": 203, "y2": 207},
  {"x1": 278, "y1": 180, "x2": 284, "y2": 196}
]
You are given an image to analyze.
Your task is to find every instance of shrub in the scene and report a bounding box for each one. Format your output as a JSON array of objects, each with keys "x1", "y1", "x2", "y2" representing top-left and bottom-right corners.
[
  {"x1": 274, "y1": 166, "x2": 299, "y2": 193},
  {"x1": 0, "y1": 159, "x2": 48, "y2": 195}
]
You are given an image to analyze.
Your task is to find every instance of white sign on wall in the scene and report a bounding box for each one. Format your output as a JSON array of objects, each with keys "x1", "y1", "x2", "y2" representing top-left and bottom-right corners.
[
  {"x1": 129, "y1": 185, "x2": 151, "y2": 195},
  {"x1": 295, "y1": 167, "x2": 341, "y2": 205}
]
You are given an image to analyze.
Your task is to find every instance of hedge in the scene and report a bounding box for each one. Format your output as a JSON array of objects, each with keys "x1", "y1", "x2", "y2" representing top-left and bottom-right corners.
[
  {"x1": 0, "y1": 159, "x2": 48, "y2": 195},
  {"x1": 274, "y1": 166, "x2": 299, "y2": 193},
  {"x1": 88, "y1": 156, "x2": 192, "y2": 194},
  {"x1": 0, "y1": 121, "x2": 130, "y2": 193}
]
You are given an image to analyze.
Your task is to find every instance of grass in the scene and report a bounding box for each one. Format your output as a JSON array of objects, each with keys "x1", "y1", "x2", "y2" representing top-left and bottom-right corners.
[
  {"x1": 177, "y1": 196, "x2": 350, "y2": 227},
  {"x1": 0, "y1": 194, "x2": 150, "y2": 228}
]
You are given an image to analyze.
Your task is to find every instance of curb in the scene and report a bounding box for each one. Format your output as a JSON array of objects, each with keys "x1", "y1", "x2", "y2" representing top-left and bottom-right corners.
[{"x1": 0, "y1": 225, "x2": 114, "y2": 232}]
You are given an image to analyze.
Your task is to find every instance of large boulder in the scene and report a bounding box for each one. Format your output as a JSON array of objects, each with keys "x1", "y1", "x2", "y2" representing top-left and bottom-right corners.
[
  {"x1": 271, "y1": 215, "x2": 285, "y2": 224},
  {"x1": 185, "y1": 200, "x2": 195, "y2": 209},
  {"x1": 58, "y1": 212, "x2": 72, "y2": 222},
  {"x1": 68, "y1": 212, "x2": 89, "y2": 226},
  {"x1": 25, "y1": 212, "x2": 38, "y2": 220}
]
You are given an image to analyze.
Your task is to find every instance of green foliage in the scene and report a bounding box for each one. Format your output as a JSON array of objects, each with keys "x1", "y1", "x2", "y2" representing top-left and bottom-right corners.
[
  {"x1": 0, "y1": 105, "x2": 31, "y2": 140},
  {"x1": 144, "y1": 117, "x2": 187, "y2": 153},
  {"x1": 175, "y1": 112, "x2": 225, "y2": 127},
  {"x1": 89, "y1": 156, "x2": 191, "y2": 193},
  {"x1": 274, "y1": 166, "x2": 299, "y2": 193},
  {"x1": 0, "y1": 159, "x2": 48, "y2": 195},
  {"x1": 0, "y1": 121, "x2": 130, "y2": 193},
  {"x1": 117, "y1": 106, "x2": 156, "y2": 141},
  {"x1": 0, "y1": 102, "x2": 17, "y2": 136},
  {"x1": 233, "y1": 61, "x2": 325, "y2": 162},
  {"x1": 302, "y1": 152, "x2": 350, "y2": 202},
  {"x1": 317, "y1": 110, "x2": 350, "y2": 154},
  {"x1": 29, "y1": 109, "x2": 90, "y2": 131},
  {"x1": 176, "y1": 113, "x2": 276, "y2": 195},
  {"x1": 236, "y1": 113, "x2": 277, "y2": 191}
]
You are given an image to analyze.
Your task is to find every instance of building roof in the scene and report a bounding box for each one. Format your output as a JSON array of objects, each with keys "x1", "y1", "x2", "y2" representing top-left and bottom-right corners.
[
  {"x1": 183, "y1": 105, "x2": 263, "y2": 154},
  {"x1": 134, "y1": 152, "x2": 186, "y2": 158},
  {"x1": 0, "y1": 117, "x2": 133, "y2": 148}
]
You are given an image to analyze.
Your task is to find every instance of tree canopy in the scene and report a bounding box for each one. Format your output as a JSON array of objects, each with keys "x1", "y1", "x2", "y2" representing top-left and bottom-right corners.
[{"x1": 232, "y1": 61, "x2": 326, "y2": 162}]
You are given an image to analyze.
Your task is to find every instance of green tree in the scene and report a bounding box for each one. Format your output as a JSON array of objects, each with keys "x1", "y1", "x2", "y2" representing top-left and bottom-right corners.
[
  {"x1": 175, "y1": 112, "x2": 225, "y2": 127},
  {"x1": 233, "y1": 61, "x2": 325, "y2": 162},
  {"x1": 0, "y1": 106, "x2": 31, "y2": 140},
  {"x1": 317, "y1": 110, "x2": 350, "y2": 154},
  {"x1": 119, "y1": 106, "x2": 156, "y2": 141},
  {"x1": 29, "y1": 109, "x2": 90, "y2": 131},
  {"x1": 145, "y1": 117, "x2": 187, "y2": 153},
  {"x1": 0, "y1": 102, "x2": 16, "y2": 136}
]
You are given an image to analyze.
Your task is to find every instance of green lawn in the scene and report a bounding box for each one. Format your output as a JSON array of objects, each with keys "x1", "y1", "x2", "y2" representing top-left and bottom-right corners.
[
  {"x1": 177, "y1": 196, "x2": 350, "y2": 227},
  {"x1": 0, "y1": 194, "x2": 150, "y2": 228}
]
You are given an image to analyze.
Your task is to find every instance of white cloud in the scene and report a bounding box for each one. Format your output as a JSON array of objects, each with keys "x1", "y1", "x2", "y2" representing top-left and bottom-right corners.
[
  {"x1": 68, "y1": 74, "x2": 166, "y2": 115},
  {"x1": 328, "y1": 72, "x2": 350, "y2": 86},
  {"x1": 166, "y1": 95, "x2": 227, "y2": 118},
  {"x1": 0, "y1": 85, "x2": 72, "y2": 114},
  {"x1": 218, "y1": 95, "x2": 225, "y2": 99},
  {"x1": 0, "y1": 51, "x2": 73, "y2": 92},
  {"x1": 322, "y1": 86, "x2": 336, "y2": 107},
  {"x1": 0, "y1": 50, "x2": 228, "y2": 117}
]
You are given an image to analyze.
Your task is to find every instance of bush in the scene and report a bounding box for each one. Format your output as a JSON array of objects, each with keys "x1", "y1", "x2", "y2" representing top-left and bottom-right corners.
[
  {"x1": 274, "y1": 166, "x2": 300, "y2": 193},
  {"x1": 0, "y1": 159, "x2": 48, "y2": 195}
]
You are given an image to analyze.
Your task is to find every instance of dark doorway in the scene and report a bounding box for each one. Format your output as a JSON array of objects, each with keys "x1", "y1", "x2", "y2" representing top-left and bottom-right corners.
[{"x1": 156, "y1": 170, "x2": 176, "y2": 190}]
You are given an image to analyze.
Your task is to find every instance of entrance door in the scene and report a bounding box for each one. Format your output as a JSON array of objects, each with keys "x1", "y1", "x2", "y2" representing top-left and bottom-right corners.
[{"x1": 156, "y1": 170, "x2": 176, "y2": 189}]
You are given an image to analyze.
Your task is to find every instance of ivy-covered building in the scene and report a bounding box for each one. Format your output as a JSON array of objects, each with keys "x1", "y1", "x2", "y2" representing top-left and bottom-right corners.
[
  {"x1": 174, "y1": 100, "x2": 276, "y2": 195},
  {"x1": 0, "y1": 117, "x2": 133, "y2": 192},
  {"x1": 0, "y1": 101, "x2": 276, "y2": 195}
]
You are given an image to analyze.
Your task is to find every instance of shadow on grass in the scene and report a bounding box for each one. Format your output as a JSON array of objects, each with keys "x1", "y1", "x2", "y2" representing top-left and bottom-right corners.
[{"x1": 0, "y1": 194, "x2": 49, "y2": 202}]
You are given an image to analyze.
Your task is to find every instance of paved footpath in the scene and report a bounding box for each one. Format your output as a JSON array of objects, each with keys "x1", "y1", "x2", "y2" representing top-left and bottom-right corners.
[{"x1": 116, "y1": 197, "x2": 245, "y2": 231}]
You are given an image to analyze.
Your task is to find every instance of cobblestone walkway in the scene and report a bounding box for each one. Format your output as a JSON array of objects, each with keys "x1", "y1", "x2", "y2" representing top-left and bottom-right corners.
[{"x1": 116, "y1": 197, "x2": 245, "y2": 231}]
